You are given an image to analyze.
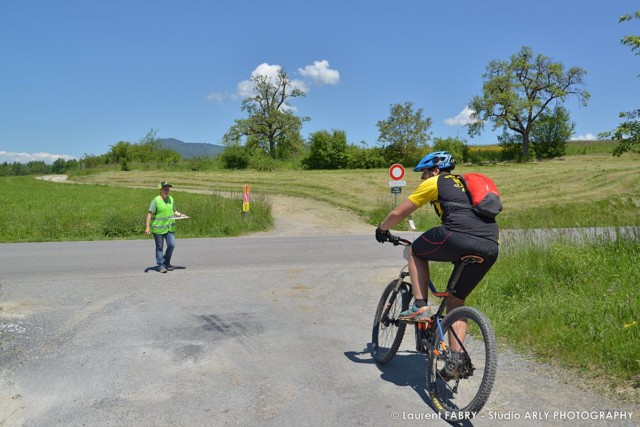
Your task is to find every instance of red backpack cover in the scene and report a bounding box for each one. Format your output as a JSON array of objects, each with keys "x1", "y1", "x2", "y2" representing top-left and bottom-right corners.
[{"x1": 457, "y1": 173, "x2": 503, "y2": 219}]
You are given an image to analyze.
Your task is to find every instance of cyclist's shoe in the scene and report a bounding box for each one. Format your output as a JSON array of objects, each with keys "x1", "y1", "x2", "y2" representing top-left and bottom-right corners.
[
  {"x1": 159, "y1": 266, "x2": 167, "y2": 273},
  {"x1": 166, "y1": 264, "x2": 174, "y2": 271},
  {"x1": 399, "y1": 305, "x2": 431, "y2": 323}
]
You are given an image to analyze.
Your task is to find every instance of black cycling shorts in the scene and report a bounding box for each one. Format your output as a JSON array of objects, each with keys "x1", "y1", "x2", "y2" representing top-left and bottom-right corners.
[{"x1": 411, "y1": 226, "x2": 499, "y2": 299}]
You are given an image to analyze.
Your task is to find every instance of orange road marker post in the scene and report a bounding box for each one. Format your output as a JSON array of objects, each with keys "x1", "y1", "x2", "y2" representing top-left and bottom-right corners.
[{"x1": 242, "y1": 184, "x2": 250, "y2": 218}]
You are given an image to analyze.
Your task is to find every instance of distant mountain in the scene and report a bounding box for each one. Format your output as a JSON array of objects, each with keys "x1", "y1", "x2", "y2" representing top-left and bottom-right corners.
[{"x1": 158, "y1": 138, "x2": 225, "y2": 159}]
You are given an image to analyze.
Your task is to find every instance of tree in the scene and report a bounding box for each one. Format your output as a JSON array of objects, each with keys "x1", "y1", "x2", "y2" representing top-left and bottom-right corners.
[
  {"x1": 468, "y1": 46, "x2": 590, "y2": 160},
  {"x1": 130, "y1": 129, "x2": 182, "y2": 165},
  {"x1": 601, "y1": 11, "x2": 640, "y2": 156},
  {"x1": 530, "y1": 105, "x2": 575, "y2": 160},
  {"x1": 51, "y1": 158, "x2": 68, "y2": 174},
  {"x1": 224, "y1": 69, "x2": 308, "y2": 159},
  {"x1": 345, "y1": 143, "x2": 387, "y2": 169},
  {"x1": 377, "y1": 102, "x2": 432, "y2": 165},
  {"x1": 131, "y1": 129, "x2": 163, "y2": 163},
  {"x1": 432, "y1": 137, "x2": 468, "y2": 163},
  {"x1": 302, "y1": 130, "x2": 349, "y2": 169},
  {"x1": 108, "y1": 141, "x2": 132, "y2": 170},
  {"x1": 220, "y1": 144, "x2": 250, "y2": 169},
  {"x1": 620, "y1": 11, "x2": 640, "y2": 58},
  {"x1": 606, "y1": 109, "x2": 640, "y2": 156},
  {"x1": 497, "y1": 130, "x2": 526, "y2": 162},
  {"x1": 26, "y1": 161, "x2": 49, "y2": 175}
]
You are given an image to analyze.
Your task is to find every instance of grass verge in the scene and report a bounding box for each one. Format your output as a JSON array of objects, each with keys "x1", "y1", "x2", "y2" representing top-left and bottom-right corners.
[
  {"x1": 460, "y1": 237, "x2": 639, "y2": 402},
  {"x1": 0, "y1": 176, "x2": 271, "y2": 242}
]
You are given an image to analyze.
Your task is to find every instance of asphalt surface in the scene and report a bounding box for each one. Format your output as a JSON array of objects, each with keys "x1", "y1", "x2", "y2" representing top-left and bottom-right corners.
[{"x1": 0, "y1": 235, "x2": 638, "y2": 426}]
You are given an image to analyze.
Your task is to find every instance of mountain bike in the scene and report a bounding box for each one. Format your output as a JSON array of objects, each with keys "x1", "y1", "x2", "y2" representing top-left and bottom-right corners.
[{"x1": 371, "y1": 235, "x2": 497, "y2": 421}]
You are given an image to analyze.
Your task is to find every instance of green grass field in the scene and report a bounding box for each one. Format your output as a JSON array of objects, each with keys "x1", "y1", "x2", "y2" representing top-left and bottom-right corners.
[
  {"x1": 0, "y1": 176, "x2": 271, "y2": 242},
  {"x1": 68, "y1": 152, "x2": 640, "y2": 230},
  {"x1": 426, "y1": 234, "x2": 640, "y2": 402},
  {"x1": 475, "y1": 238, "x2": 639, "y2": 397}
]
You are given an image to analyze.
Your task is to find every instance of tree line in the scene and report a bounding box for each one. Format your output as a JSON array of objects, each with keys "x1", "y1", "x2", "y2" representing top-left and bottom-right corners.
[{"x1": 0, "y1": 157, "x2": 79, "y2": 176}]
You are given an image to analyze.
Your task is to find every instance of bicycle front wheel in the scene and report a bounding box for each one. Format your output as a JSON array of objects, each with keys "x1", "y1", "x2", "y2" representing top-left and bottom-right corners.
[
  {"x1": 371, "y1": 280, "x2": 411, "y2": 364},
  {"x1": 426, "y1": 306, "x2": 497, "y2": 420}
]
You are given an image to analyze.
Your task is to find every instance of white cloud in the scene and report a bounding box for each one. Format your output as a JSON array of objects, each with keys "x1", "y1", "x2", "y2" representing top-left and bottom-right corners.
[
  {"x1": 0, "y1": 151, "x2": 76, "y2": 164},
  {"x1": 236, "y1": 63, "x2": 281, "y2": 98},
  {"x1": 236, "y1": 63, "x2": 308, "y2": 97},
  {"x1": 207, "y1": 60, "x2": 339, "y2": 102},
  {"x1": 298, "y1": 60, "x2": 340, "y2": 85},
  {"x1": 236, "y1": 79, "x2": 255, "y2": 99},
  {"x1": 206, "y1": 92, "x2": 236, "y2": 103},
  {"x1": 570, "y1": 133, "x2": 597, "y2": 140},
  {"x1": 444, "y1": 106, "x2": 479, "y2": 126}
]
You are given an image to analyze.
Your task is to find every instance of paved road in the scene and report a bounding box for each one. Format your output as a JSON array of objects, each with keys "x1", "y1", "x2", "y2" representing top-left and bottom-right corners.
[{"x1": 1, "y1": 235, "x2": 637, "y2": 426}]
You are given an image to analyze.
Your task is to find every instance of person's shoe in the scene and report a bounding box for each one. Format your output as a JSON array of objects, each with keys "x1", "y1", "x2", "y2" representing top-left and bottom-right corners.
[
  {"x1": 166, "y1": 264, "x2": 174, "y2": 271},
  {"x1": 399, "y1": 305, "x2": 431, "y2": 322},
  {"x1": 159, "y1": 266, "x2": 167, "y2": 273}
]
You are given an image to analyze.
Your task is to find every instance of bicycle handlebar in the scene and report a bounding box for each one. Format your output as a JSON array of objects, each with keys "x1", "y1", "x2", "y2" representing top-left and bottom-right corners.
[{"x1": 388, "y1": 234, "x2": 411, "y2": 246}]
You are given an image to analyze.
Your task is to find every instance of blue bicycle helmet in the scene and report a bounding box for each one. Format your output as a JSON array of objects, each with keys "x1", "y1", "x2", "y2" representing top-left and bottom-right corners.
[{"x1": 413, "y1": 151, "x2": 456, "y2": 172}]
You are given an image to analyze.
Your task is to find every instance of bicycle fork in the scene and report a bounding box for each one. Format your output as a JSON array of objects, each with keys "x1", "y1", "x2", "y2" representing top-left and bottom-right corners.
[{"x1": 381, "y1": 275, "x2": 408, "y2": 328}]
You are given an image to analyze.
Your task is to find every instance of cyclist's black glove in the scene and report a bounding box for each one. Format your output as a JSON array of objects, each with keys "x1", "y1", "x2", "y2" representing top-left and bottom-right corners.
[{"x1": 375, "y1": 226, "x2": 392, "y2": 243}]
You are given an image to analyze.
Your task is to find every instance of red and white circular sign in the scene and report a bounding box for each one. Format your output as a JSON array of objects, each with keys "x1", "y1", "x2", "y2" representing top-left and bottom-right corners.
[{"x1": 389, "y1": 164, "x2": 405, "y2": 180}]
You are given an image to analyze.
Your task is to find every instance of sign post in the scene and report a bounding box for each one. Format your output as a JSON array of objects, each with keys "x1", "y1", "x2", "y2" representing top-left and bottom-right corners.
[
  {"x1": 388, "y1": 164, "x2": 406, "y2": 208},
  {"x1": 242, "y1": 184, "x2": 250, "y2": 218}
]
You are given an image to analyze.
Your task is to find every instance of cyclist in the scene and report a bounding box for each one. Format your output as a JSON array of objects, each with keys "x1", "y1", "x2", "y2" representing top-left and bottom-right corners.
[{"x1": 375, "y1": 151, "x2": 499, "y2": 346}]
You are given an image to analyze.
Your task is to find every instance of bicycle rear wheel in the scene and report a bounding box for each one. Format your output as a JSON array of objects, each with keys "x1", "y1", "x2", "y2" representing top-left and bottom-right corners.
[
  {"x1": 371, "y1": 280, "x2": 411, "y2": 364},
  {"x1": 426, "y1": 306, "x2": 497, "y2": 421}
]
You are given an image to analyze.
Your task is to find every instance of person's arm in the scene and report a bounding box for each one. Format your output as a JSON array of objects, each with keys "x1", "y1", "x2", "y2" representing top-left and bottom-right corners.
[
  {"x1": 170, "y1": 198, "x2": 183, "y2": 217},
  {"x1": 379, "y1": 199, "x2": 419, "y2": 231},
  {"x1": 145, "y1": 212, "x2": 152, "y2": 235}
]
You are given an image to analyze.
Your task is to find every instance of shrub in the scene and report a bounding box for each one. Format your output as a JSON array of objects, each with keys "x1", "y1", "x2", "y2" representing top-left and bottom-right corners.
[
  {"x1": 220, "y1": 145, "x2": 250, "y2": 169},
  {"x1": 346, "y1": 145, "x2": 387, "y2": 169},
  {"x1": 432, "y1": 137, "x2": 468, "y2": 163},
  {"x1": 302, "y1": 130, "x2": 349, "y2": 169}
]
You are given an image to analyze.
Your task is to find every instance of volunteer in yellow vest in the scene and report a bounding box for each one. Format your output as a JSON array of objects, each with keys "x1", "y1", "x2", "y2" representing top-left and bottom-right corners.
[{"x1": 145, "y1": 181, "x2": 186, "y2": 273}]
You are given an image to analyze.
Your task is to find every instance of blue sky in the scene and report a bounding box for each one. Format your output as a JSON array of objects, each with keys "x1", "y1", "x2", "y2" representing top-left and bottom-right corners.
[{"x1": 1, "y1": 0, "x2": 638, "y2": 163}]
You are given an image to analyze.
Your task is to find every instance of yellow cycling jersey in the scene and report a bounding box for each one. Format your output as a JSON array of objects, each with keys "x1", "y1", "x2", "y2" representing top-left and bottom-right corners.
[
  {"x1": 407, "y1": 173, "x2": 498, "y2": 242},
  {"x1": 408, "y1": 174, "x2": 466, "y2": 208}
]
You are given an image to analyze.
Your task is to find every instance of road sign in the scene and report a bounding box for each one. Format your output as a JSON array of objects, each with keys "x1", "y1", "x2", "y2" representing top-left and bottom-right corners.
[
  {"x1": 391, "y1": 187, "x2": 402, "y2": 194},
  {"x1": 389, "y1": 164, "x2": 405, "y2": 181},
  {"x1": 389, "y1": 180, "x2": 406, "y2": 187}
]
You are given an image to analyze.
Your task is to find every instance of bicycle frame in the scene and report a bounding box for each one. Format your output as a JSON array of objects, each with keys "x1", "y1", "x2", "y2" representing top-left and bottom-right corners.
[
  {"x1": 373, "y1": 234, "x2": 497, "y2": 419},
  {"x1": 388, "y1": 237, "x2": 478, "y2": 357}
]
